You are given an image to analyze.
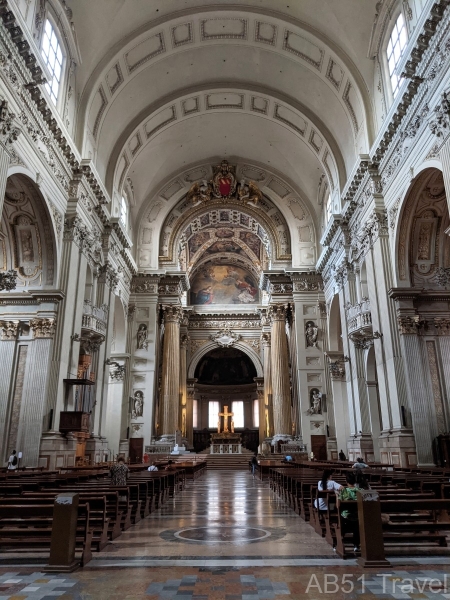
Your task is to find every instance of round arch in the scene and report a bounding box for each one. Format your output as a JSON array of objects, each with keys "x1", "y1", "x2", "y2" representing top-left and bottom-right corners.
[
  {"x1": 1, "y1": 172, "x2": 58, "y2": 289},
  {"x1": 395, "y1": 167, "x2": 449, "y2": 287},
  {"x1": 188, "y1": 340, "x2": 263, "y2": 379}
]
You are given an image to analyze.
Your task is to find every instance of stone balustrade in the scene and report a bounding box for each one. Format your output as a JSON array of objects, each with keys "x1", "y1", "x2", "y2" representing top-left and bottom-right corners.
[
  {"x1": 346, "y1": 298, "x2": 372, "y2": 334},
  {"x1": 82, "y1": 300, "x2": 108, "y2": 335}
]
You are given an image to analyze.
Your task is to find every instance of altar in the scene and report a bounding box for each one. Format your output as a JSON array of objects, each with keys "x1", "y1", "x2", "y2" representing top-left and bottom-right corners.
[{"x1": 210, "y1": 405, "x2": 242, "y2": 454}]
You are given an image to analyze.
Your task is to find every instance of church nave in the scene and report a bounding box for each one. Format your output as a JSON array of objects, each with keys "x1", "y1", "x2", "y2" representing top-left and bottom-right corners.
[{"x1": 90, "y1": 470, "x2": 335, "y2": 568}]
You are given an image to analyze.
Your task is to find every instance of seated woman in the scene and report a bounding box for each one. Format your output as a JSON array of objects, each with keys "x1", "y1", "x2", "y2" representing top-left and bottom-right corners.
[
  {"x1": 315, "y1": 469, "x2": 343, "y2": 511},
  {"x1": 338, "y1": 472, "x2": 360, "y2": 552}
]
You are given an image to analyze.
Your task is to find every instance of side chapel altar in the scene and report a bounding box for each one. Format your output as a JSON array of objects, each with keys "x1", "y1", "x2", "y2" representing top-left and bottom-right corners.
[{"x1": 210, "y1": 406, "x2": 242, "y2": 454}]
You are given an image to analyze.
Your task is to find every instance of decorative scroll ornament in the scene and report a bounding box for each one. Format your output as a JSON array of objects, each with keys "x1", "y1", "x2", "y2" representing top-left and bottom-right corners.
[
  {"x1": 186, "y1": 159, "x2": 262, "y2": 206},
  {"x1": 30, "y1": 318, "x2": 56, "y2": 338},
  {"x1": 0, "y1": 320, "x2": 19, "y2": 340},
  {"x1": 349, "y1": 330, "x2": 382, "y2": 349},
  {"x1": 428, "y1": 91, "x2": 450, "y2": 138},
  {"x1": 0, "y1": 269, "x2": 18, "y2": 291},
  {"x1": 210, "y1": 327, "x2": 241, "y2": 348},
  {"x1": 106, "y1": 358, "x2": 125, "y2": 381},
  {"x1": 0, "y1": 100, "x2": 21, "y2": 147}
]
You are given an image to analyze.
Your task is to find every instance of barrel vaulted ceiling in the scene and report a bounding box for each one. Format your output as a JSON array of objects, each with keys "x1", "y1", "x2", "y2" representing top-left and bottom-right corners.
[{"x1": 68, "y1": 0, "x2": 378, "y2": 249}]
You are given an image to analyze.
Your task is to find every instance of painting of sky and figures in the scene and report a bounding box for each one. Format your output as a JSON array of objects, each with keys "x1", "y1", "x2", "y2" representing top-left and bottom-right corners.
[{"x1": 190, "y1": 264, "x2": 260, "y2": 305}]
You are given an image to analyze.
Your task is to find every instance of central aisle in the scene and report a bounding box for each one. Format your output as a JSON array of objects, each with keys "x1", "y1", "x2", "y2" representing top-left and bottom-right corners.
[{"x1": 92, "y1": 469, "x2": 336, "y2": 567}]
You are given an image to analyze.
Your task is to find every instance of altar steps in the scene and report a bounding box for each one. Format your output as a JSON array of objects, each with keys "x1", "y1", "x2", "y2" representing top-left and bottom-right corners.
[{"x1": 199, "y1": 448, "x2": 254, "y2": 470}]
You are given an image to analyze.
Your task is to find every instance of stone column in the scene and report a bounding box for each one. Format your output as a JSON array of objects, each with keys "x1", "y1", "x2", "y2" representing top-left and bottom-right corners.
[
  {"x1": 261, "y1": 332, "x2": 273, "y2": 438},
  {"x1": 0, "y1": 321, "x2": 19, "y2": 459},
  {"x1": 269, "y1": 304, "x2": 292, "y2": 437},
  {"x1": 179, "y1": 333, "x2": 189, "y2": 440},
  {"x1": 254, "y1": 377, "x2": 265, "y2": 444},
  {"x1": 118, "y1": 304, "x2": 136, "y2": 457},
  {"x1": 159, "y1": 305, "x2": 183, "y2": 438},
  {"x1": 0, "y1": 101, "x2": 20, "y2": 221},
  {"x1": 186, "y1": 378, "x2": 196, "y2": 447}
]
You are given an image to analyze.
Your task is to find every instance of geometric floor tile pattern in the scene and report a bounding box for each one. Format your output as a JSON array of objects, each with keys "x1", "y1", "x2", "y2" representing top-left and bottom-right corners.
[{"x1": 3, "y1": 568, "x2": 450, "y2": 599}]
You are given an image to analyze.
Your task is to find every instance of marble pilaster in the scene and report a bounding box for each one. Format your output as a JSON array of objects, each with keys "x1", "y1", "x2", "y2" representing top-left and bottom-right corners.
[{"x1": 0, "y1": 320, "x2": 19, "y2": 459}]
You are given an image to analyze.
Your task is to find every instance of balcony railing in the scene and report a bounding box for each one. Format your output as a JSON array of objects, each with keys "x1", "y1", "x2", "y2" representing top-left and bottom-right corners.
[
  {"x1": 82, "y1": 300, "x2": 107, "y2": 335},
  {"x1": 346, "y1": 298, "x2": 372, "y2": 335}
]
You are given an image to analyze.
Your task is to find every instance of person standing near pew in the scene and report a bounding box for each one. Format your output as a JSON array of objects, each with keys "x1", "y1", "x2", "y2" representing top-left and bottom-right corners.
[
  {"x1": 7, "y1": 449, "x2": 17, "y2": 471},
  {"x1": 110, "y1": 456, "x2": 129, "y2": 486},
  {"x1": 315, "y1": 469, "x2": 343, "y2": 510},
  {"x1": 338, "y1": 472, "x2": 360, "y2": 552}
]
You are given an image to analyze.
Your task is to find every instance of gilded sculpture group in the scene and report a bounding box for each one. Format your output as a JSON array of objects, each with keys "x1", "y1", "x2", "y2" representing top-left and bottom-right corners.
[{"x1": 187, "y1": 160, "x2": 263, "y2": 206}]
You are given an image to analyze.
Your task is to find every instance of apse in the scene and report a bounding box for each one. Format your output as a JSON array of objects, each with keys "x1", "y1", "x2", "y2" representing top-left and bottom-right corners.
[{"x1": 195, "y1": 348, "x2": 257, "y2": 385}]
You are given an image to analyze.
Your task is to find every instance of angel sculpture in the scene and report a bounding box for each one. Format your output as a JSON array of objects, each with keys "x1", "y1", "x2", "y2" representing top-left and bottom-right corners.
[
  {"x1": 247, "y1": 181, "x2": 262, "y2": 206},
  {"x1": 186, "y1": 180, "x2": 212, "y2": 205},
  {"x1": 238, "y1": 179, "x2": 249, "y2": 202}
]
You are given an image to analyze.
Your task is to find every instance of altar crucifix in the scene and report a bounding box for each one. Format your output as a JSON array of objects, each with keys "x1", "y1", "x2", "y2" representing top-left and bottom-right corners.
[{"x1": 218, "y1": 405, "x2": 234, "y2": 433}]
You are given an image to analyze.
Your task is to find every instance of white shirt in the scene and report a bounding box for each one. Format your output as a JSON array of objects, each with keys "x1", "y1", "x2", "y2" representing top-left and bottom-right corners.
[
  {"x1": 315, "y1": 479, "x2": 341, "y2": 510},
  {"x1": 148, "y1": 465, "x2": 158, "y2": 471},
  {"x1": 8, "y1": 455, "x2": 17, "y2": 470}
]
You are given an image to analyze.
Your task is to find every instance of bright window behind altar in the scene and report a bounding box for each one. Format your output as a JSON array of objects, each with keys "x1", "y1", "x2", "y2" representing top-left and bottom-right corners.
[
  {"x1": 232, "y1": 401, "x2": 244, "y2": 428},
  {"x1": 253, "y1": 400, "x2": 259, "y2": 428},
  {"x1": 193, "y1": 400, "x2": 198, "y2": 428},
  {"x1": 208, "y1": 401, "x2": 220, "y2": 428}
]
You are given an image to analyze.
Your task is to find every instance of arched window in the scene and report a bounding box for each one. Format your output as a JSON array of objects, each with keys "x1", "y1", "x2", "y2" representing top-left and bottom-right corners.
[
  {"x1": 387, "y1": 12, "x2": 407, "y2": 98},
  {"x1": 120, "y1": 196, "x2": 128, "y2": 227},
  {"x1": 41, "y1": 19, "x2": 64, "y2": 105}
]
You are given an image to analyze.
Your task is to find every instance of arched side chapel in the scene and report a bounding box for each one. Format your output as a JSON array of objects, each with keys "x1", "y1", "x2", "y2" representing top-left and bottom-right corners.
[{"x1": 0, "y1": 0, "x2": 450, "y2": 469}]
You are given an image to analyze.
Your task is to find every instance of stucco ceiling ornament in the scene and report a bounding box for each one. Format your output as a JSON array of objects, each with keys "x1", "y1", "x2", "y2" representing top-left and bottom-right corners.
[
  {"x1": 186, "y1": 159, "x2": 262, "y2": 207},
  {"x1": 210, "y1": 327, "x2": 241, "y2": 347}
]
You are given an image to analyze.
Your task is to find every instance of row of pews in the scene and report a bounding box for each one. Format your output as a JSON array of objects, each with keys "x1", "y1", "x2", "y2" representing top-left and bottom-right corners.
[
  {"x1": 266, "y1": 461, "x2": 450, "y2": 559},
  {"x1": 0, "y1": 460, "x2": 206, "y2": 568}
]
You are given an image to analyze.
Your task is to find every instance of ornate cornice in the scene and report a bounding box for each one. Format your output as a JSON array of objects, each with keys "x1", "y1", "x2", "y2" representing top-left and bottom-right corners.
[
  {"x1": 289, "y1": 272, "x2": 324, "y2": 292},
  {"x1": 210, "y1": 327, "x2": 241, "y2": 348},
  {"x1": 189, "y1": 312, "x2": 261, "y2": 329}
]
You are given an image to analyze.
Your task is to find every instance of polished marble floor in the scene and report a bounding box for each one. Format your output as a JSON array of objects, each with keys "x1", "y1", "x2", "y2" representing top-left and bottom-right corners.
[
  {"x1": 92, "y1": 470, "x2": 335, "y2": 564},
  {"x1": 2, "y1": 469, "x2": 450, "y2": 599}
]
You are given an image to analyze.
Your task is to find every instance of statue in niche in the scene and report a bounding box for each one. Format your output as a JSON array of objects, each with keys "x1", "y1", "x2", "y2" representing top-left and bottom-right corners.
[
  {"x1": 306, "y1": 388, "x2": 322, "y2": 415},
  {"x1": 305, "y1": 321, "x2": 319, "y2": 348},
  {"x1": 137, "y1": 323, "x2": 149, "y2": 350},
  {"x1": 132, "y1": 390, "x2": 144, "y2": 419}
]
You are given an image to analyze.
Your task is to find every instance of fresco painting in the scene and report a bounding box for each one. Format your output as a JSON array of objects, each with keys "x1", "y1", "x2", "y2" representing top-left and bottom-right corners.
[{"x1": 190, "y1": 264, "x2": 259, "y2": 305}]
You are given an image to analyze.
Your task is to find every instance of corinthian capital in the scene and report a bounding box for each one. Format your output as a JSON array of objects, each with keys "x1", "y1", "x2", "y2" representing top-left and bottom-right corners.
[
  {"x1": 268, "y1": 303, "x2": 288, "y2": 322},
  {"x1": 30, "y1": 318, "x2": 57, "y2": 339},
  {"x1": 0, "y1": 320, "x2": 19, "y2": 340},
  {"x1": 161, "y1": 304, "x2": 183, "y2": 324}
]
